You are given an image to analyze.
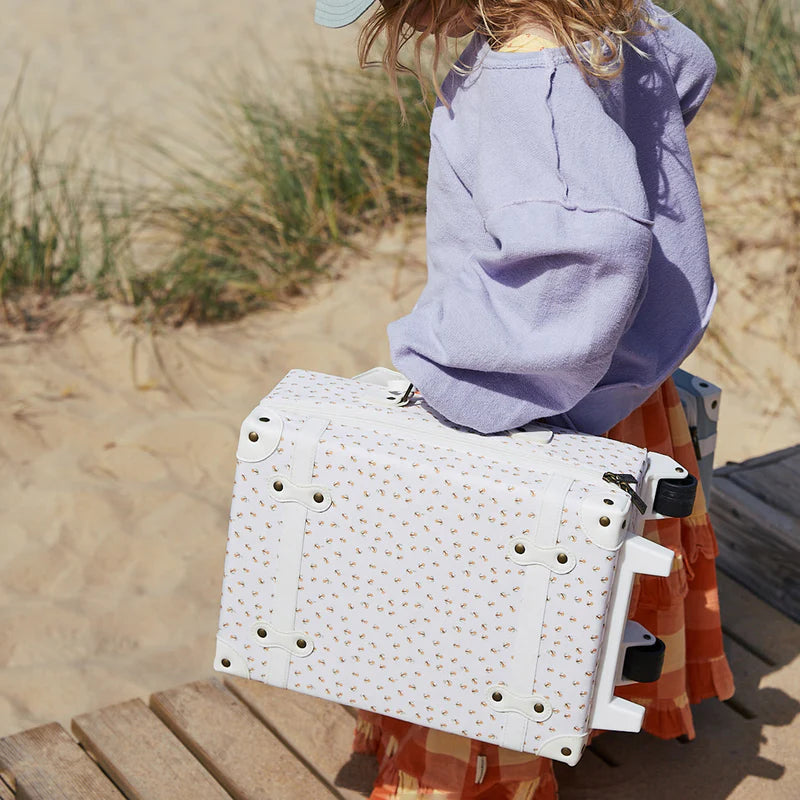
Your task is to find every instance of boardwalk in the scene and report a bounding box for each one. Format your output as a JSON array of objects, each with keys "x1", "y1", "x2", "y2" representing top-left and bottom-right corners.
[
  {"x1": 1, "y1": 571, "x2": 797, "y2": 799},
  {"x1": 1, "y1": 450, "x2": 798, "y2": 799}
]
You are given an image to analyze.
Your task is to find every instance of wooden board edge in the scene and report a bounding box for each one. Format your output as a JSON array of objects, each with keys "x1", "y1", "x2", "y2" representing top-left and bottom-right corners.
[
  {"x1": 221, "y1": 678, "x2": 353, "y2": 800},
  {"x1": 713, "y1": 444, "x2": 800, "y2": 476}
]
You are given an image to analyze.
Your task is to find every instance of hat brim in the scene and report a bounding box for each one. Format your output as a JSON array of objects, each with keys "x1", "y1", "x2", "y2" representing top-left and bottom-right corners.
[{"x1": 315, "y1": 0, "x2": 375, "y2": 28}]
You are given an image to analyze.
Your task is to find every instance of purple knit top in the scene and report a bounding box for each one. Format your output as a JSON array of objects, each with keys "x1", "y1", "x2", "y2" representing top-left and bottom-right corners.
[{"x1": 387, "y1": 2, "x2": 717, "y2": 434}]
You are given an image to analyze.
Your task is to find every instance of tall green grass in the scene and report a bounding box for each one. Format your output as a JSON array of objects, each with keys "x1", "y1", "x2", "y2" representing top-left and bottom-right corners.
[{"x1": 134, "y1": 68, "x2": 431, "y2": 323}]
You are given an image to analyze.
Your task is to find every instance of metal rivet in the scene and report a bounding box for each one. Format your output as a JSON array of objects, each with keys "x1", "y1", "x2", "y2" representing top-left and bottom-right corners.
[
  {"x1": 599, "y1": 516, "x2": 611, "y2": 527},
  {"x1": 248, "y1": 431, "x2": 259, "y2": 442},
  {"x1": 676, "y1": 467, "x2": 685, "y2": 473},
  {"x1": 492, "y1": 691, "x2": 503, "y2": 702},
  {"x1": 711, "y1": 400, "x2": 718, "y2": 409},
  {"x1": 273, "y1": 480, "x2": 284, "y2": 491},
  {"x1": 258, "y1": 416, "x2": 270, "y2": 422},
  {"x1": 257, "y1": 628, "x2": 267, "y2": 638},
  {"x1": 514, "y1": 543, "x2": 526, "y2": 554},
  {"x1": 699, "y1": 382, "x2": 709, "y2": 388},
  {"x1": 622, "y1": 521, "x2": 626, "y2": 529},
  {"x1": 313, "y1": 492, "x2": 324, "y2": 503},
  {"x1": 561, "y1": 747, "x2": 572, "y2": 757},
  {"x1": 557, "y1": 553, "x2": 568, "y2": 564},
  {"x1": 643, "y1": 634, "x2": 652, "y2": 641},
  {"x1": 221, "y1": 658, "x2": 231, "y2": 668},
  {"x1": 296, "y1": 638, "x2": 307, "y2": 649},
  {"x1": 603, "y1": 498, "x2": 614, "y2": 505},
  {"x1": 534, "y1": 702, "x2": 545, "y2": 713}
]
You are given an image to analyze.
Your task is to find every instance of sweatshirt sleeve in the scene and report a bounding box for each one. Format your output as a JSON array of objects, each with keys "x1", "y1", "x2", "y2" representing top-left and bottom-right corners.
[
  {"x1": 386, "y1": 59, "x2": 656, "y2": 435},
  {"x1": 655, "y1": 7, "x2": 717, "y2": 126},
  {"x1": 387, "y1": 200, "x2": 653, "y2": 434}
]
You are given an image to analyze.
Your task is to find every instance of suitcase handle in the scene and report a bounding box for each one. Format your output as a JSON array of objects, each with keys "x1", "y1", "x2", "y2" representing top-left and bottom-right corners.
[{"x1": 589, "y1": 536, "x2": 674, "y2": 732}]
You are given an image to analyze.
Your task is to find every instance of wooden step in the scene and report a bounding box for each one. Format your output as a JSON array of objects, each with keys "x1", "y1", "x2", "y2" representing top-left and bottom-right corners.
[
  {"x1": 225, "y1": 675, "x2": 377, "y2": 799},
  {"x1": 0, "y1": 722, "x2": 124, "y2": 800},
  {"x1": 711, "y1": 444, "x2": 800, "y2": 621},
  {"x1": 150, "y1": 678, "x2": 340, "y2": 800},
  {"x1": 72, "y1": 698, "x2": 232, "y2": 800}
]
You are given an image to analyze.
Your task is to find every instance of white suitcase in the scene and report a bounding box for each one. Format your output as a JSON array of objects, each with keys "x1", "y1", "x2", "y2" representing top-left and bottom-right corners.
[{"x1": 214, "y1": 368, "x2": 697, "y2": 765}]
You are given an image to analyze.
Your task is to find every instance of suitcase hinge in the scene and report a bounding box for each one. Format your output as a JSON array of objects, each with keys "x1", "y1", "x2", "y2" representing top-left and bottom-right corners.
[{"x1": 602, "y1": 472, "x2": 647, "y2": 514}]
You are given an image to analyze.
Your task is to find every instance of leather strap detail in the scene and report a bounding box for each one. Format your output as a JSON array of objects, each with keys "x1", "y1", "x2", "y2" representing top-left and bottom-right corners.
[{"x1": 266, "y1": 416, "x2": 329, "y2": 687}]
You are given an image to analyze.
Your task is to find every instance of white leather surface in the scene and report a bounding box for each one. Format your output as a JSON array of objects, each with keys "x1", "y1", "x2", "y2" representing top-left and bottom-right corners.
[{"x1": 216, "y1": 369, "x2": 663, "y2": 762}]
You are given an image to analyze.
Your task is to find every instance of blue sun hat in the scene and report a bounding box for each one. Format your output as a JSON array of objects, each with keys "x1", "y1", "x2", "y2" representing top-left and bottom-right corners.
[{"x1": 315, "y1": 0, "x2": 376, "y2": 28}]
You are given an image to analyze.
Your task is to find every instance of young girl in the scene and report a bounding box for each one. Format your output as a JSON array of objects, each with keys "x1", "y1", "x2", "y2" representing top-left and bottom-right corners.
[{"x1": 314, "y1": 1, "x2": 735, "y2": 797}]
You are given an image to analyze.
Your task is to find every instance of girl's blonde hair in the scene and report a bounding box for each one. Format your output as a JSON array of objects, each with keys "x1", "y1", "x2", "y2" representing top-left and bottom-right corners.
[{"x1": 359, "y1": 0, "x2": 661, "y2": 98}]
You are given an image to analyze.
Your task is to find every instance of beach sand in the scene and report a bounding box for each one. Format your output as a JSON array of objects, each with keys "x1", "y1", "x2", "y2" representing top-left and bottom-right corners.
[
  {"x1": 0, "y1": 0, "x2": 359, "y2": 179},
  {"x1": 1, "y1": 2, "x2": 799, "y2": 741}
]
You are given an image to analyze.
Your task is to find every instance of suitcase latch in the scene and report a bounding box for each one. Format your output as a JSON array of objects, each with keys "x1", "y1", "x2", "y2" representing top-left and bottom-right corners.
[
  {"x1": 602, "y1": 472, "x2": 647, "y2": 514},
  {"x1": 385, "y1": 381, "x2": 416, "y2": 406}
]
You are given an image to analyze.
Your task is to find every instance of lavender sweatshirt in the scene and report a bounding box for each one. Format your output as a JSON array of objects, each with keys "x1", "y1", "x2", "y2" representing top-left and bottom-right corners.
[{"x1": 387, "y1": 2, "x2": 717, "y2": 435}]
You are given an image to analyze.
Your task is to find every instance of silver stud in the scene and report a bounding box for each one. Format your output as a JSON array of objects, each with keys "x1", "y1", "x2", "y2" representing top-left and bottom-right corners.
[
  {"x1": 248, "y1": 431, "x2": 259, "y2": 442},
  {"x1": 599, "y1": 516, "x2": 611, "y2": 527}
]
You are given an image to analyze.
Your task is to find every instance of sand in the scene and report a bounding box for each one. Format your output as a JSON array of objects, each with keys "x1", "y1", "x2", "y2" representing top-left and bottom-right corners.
[
  {"x1": 0, "y1": 0, "x2": 359, "y2": 179},
  {"x1": 1, "y1": 1, "x2": 799, "y2": 742},
  {"x1": 0, "y1": 217, "x2": 429, "y2": 736}
]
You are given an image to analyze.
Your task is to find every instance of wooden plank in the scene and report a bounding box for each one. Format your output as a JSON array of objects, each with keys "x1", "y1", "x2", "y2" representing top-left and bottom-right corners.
[
  {"x1": 0, "y1": 770, "x2": 15, "y2": 800},
  {"x1": 557, "y1": 611, "x2": 800, "y2": 798},
  {"x1": 556, "y1": 695, "x2": 792, "y2": 799},
  {"x1": 721, "y1": 634, "x2": 800, "y2": 724},
  {"x1": 715, "y1": 444, "x2": 800, "y2": 519},
  {"x1": 72, "y1": 698, "x2": 232, "y2": 800},
  {"x1": 0, "y1": 722, "x2": 124, "y2": 800},
  {"x1": 717, "y1": 571, "x2": 800, "y2": 667},
  {"x1": 711, "y1": 473, "x2": 800, "y2": 621},
  {"x1": 558, "y1": 633, "x2": 799, "y2": 796},
  {"x1": 150, "y1": 679, "x2": 338, "y2": 800},
  {"x1": 224, "y1": 677, "x2": 377, "y2": 799},
  {"x1": 715, "y1": 443, "x2": 800, "y2": 478}
]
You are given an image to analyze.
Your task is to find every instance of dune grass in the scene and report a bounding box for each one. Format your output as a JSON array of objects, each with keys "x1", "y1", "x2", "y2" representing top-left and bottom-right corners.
[
  {"x1": 665, "y1": 0, "x2": 799, "y2": 116},
  {"x1": 132, "y1": 68, "x2": 431, "y2": 324},
  {"x1": 0, "y1": 78, "x2": 136, "y2": 327},
  {"x1": 0, "y1": 0, "x2": 796, "y2": 327}
]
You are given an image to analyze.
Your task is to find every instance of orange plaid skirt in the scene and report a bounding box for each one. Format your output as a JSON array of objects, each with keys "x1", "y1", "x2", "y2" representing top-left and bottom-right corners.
[{"x1": 350, "y1": 378, "x2": 735, "y2": 799}]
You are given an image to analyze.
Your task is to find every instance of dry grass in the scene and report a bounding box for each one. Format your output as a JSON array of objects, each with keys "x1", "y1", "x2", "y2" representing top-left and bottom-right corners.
[{"x1": 687, "y1": 88, "x2": 799, "y2": 411}]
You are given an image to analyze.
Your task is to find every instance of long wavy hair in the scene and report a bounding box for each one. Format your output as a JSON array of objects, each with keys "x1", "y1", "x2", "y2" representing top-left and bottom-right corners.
[{"x1": 358, "y1": 0, "x2": 662, "y2": 101}]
